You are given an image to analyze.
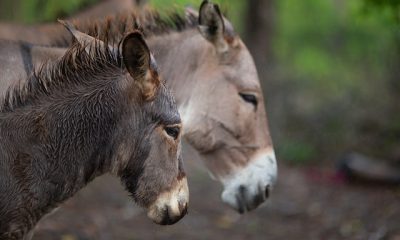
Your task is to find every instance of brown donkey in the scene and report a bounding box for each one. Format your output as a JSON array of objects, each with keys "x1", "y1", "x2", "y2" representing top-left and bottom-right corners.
[
  {"x1": 0, "y1": 29, "x2": 188, "y2": 239},
  {"x1": 0, "y1": 0, "x2": 277, "y2": 213}
]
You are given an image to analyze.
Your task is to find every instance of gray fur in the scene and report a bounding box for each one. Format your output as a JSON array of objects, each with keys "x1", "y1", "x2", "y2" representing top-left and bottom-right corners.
[{"x1": 0, "y1": 33, "x2": 184, "y2": 239}]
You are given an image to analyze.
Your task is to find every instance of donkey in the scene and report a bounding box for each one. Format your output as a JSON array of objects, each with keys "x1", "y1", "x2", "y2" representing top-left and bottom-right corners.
[
  {"x1": 0, "y1": 28, "x2": 188, "y2": 239},
  {"x1": 0, "y1": 0, "x2": 277, "y2": 213}
]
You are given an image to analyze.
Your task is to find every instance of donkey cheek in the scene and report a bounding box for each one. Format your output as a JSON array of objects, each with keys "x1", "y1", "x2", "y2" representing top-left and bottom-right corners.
[{"x1": 111, "y1": 143, "x2": 133, "y2": 174}]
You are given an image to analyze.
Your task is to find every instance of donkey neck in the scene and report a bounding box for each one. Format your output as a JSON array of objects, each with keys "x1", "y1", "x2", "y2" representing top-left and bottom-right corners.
[
  {"x1": 1, "y1": 84, "x2": 120, "y2": 189},
  {"x1": 0, "y1": 81, "x2": 121, "y2": 235}
]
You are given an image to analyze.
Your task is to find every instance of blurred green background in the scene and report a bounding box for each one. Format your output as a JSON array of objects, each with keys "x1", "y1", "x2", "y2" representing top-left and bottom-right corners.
[{"x1": 0, "y1": 0, "x2": 399, "y2": 165}]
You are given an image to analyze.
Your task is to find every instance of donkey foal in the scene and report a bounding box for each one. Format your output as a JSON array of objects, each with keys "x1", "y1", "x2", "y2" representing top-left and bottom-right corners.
[{"x1": 0, "y1": 27, "x2": 188, "y2": 239}]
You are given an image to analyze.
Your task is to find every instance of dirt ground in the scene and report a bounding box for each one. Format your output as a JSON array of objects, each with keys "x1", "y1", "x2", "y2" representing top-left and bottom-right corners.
[{"x1": 32, "y1": 151, "x2": 400, "y2": 240}]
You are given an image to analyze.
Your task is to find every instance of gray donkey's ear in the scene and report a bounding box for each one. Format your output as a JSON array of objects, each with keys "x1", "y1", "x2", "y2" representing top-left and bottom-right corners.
[
  {"x1": 198, "y1": 0, "x2": 228, "y2": 53},
  {"x1": 185, "y1": 5, "x2": 198, "y2": 24},
  {"x1": 58, "y1": 20, "x2": 108, "y2": 52},
  {"x1": 121, "y1": 31, "x2": 160, "y2": 101}
]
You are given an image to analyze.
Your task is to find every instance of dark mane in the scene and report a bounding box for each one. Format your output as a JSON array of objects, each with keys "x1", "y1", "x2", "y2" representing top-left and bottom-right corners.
[
  {"x1": 1, "y1": 40, "x2": 123, "y2": 112},
  {"x1": 57, "y1": 8, "x2": 198, "y2": 46}
]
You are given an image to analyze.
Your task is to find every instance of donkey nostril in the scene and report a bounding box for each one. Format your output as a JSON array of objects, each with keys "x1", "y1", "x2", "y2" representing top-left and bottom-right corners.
[
  {"x1": 238, "y1": 185, "x2": 246, "y2": 196},
  {"x1": 265, "y1": 185, "x2": 270, "y2": 199},
  {"x1": 235, "y1": 185, "x2": 248, "y2": 214},
  {"x1": 179, "y1": 202, "x2": 188, "y2": 215},
  {"x1": 183, "y1": 203, "x2": 188, "y2": 215}
]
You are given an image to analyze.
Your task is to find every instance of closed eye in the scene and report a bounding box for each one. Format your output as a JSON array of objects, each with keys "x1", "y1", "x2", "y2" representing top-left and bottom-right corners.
[
  {"x1": 239, "y1": 93, "x2": 258, "y2": 108},
  {"x1": 164, "y1": 125, "x2": 180, "y2": 140}
]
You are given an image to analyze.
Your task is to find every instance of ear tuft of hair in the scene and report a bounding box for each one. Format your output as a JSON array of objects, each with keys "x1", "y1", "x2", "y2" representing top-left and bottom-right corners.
[{"x1": 121, "y1": 31, "x2": 160, "y2": 101}]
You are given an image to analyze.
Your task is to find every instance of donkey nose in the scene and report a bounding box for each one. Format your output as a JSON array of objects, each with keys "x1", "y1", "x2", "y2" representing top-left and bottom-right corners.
[
  {"x1": 234, "y1": 184, "x2": 270, "y2": 214},
  {"x1": 159, "y1": 201, "x2": 188, "y2": 225},
  {"x1": 265, "y1": 185, "x2": 270, "y2": 198},
  {"x1": 221, "y1": 149, "x2": 277, "y2": 213},
  {"x1": 147, "y1": 177, "x2": 189, "y2": 225}
]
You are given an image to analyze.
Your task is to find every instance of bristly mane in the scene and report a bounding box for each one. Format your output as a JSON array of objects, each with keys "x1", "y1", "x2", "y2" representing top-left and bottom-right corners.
[
  {"x1": 59, "y1": 8, "x2": 198, "y2": 47},
  {"x1": 1, "y1": 40, "x2": 123, "y2": 112}
]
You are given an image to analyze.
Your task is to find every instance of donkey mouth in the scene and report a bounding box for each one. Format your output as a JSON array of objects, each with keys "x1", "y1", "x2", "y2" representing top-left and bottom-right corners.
[
  {"x1": 146, "y1": 177, "x2": 189, "y2": 225},
  {"x1": 222, "y1": 181, "x2": 273, "y2": 213},
  {"x1": 158, "y1": 202, "x2": 188, "y2": 225},
  {"x1": 147, "y1": 199, "x2": 188, "y2": 225},
  {"x1": 220, "y1": 149, "x2": 277, "y2": 213},
  {"x1": 234, "y1": 185, "x2": 271, "y2": 214}
]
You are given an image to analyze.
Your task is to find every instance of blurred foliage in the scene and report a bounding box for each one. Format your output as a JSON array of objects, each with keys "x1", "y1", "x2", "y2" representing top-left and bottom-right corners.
[
  {"x1": 364, "y1": 0, "x2": 400, "y2": 22},
  {"x1": 271, "y1": 0, "x2": 400, "y2": 163},
  {"x1": 0, "y1": 0, "x2": 97, "y2": 23},
  {"x1": 275, "y1": 0, "x2": 394, "y2": 104}
]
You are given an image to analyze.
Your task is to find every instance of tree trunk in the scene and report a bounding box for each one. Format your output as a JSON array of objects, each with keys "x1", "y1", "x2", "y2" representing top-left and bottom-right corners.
[
  {"x1": 244, "y1": 0, "x2": 284, "y2": 143},
  {"x1": 244, "y1": 0, "x2": 275, "y2": 74}
]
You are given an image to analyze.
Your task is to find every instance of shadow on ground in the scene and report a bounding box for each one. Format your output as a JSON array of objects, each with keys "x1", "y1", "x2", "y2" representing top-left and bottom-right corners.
[{"x1": 33, "y1": 148, "x2": 400, "y2": 240}]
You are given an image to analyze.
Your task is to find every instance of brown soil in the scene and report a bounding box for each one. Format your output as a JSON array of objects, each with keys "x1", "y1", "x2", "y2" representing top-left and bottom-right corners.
[{"x1": 32, "y1": 159, "x2": 400, "y2": 240}]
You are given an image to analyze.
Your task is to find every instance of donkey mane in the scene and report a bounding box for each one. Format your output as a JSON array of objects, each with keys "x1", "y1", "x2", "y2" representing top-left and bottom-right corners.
[
  {"x1": 1, "y1": 40, "x2": 123, "y2": 112},
  {"x1": 62, "y1": 8, "x2": 198, "y2": 46}
]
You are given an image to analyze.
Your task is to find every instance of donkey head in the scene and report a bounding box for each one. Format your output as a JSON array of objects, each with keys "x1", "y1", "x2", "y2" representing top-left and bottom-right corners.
[
  {"x1": 180, "y1": 1, "x2": 277, "y2": 213},
  {"x1": 65, "y1": 25, "x2": 189, "y2": 224},
  {"x1": 118, "y1": 33, "x2": 188, "y2": 225}
]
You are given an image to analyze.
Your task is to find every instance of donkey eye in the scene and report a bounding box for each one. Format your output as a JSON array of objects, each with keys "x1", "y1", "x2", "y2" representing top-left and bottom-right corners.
[
  {"x1": 239, "y1": 93, "x2": 258, "y2": 108},
  {"x1": 164, "y1": 126, "x2": 180, "y2": 140}
]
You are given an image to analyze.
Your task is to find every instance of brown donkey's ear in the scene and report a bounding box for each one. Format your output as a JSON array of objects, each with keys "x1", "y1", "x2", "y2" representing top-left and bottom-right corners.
[
  {"x1": 122, "y1": 31, "x2": 159, "y2": 101},
  {"x1": 198, "y1": 0, "x2": 229, "y2": 53}
]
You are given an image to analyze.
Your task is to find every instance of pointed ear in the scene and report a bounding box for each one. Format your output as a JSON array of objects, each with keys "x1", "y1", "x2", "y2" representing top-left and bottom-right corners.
[
  {"x1": 198, "y1": 0, "x2": 228, "y2": 53},
  {"x1": 185, "y1": 5, "x2": 198, "y2": 24},
  {"x1": 121, "y1": 31, "x2": 159, "y2": 101},
  {"x1": 58, "y1": 19, "x2": 108, "y2": 52}
]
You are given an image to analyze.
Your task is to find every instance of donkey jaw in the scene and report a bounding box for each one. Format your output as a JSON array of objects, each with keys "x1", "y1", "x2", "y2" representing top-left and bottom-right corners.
[
  {"x1": 147, "y1": 177, "x2": 189, "y2": 225},
  {"x1": 221, "y1": 149, "x2": 278, "y2": 213}
]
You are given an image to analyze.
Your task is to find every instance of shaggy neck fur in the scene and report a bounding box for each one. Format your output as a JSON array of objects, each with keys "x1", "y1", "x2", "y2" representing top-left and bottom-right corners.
[
  {"x1": 54, "y1": 8, "x2": 198, "y2": 47},
  {"x1": 0, "y1": 42, "x2": 126, "y2": 239}
]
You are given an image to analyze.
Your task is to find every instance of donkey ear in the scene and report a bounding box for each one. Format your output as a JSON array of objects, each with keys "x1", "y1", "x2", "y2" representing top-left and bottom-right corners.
[
  {"x1": 185, "y1": 6, "x2": 199, "y2": 24},
  {"x1": 198, "y1": 0, "x2": 228, "y2": 53},
  {"x1": 121, "y1": 31, "x2": 159, "y2": 101},
  {"x1": 58, "y1": 19, "x2": 108, "y2": 51}
]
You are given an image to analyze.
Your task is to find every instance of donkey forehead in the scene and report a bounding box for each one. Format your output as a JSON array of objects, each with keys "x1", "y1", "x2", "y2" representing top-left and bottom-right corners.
[
  {"x1": 154, "y1": 85, "x2": 181, "y2": 124},
  {"x1": 209, "y1": 41, "x2": 261, "y2": 91}
]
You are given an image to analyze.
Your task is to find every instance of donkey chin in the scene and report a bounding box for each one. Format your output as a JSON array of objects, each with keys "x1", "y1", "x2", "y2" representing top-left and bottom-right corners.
[
  {"x1": 220, "y1": 149, "x2": 278, "y2": 213},
  {"x1": 146, "y1": 177, "x2": 189, "y2": 225}
]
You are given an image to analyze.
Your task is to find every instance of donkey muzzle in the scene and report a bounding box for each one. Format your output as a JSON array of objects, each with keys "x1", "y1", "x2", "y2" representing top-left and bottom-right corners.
[
  {"x1": 147, "y1": 177, "x2": 189, "y2": 225},
  {"x1": 221, "y1": 149, "x2": 277, "y2": 213}
]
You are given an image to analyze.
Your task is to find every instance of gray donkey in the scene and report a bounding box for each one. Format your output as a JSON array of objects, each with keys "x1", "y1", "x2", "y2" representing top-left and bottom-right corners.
[{"x1": 0, "y1": 27, "x2": 188, "y2": 239}]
